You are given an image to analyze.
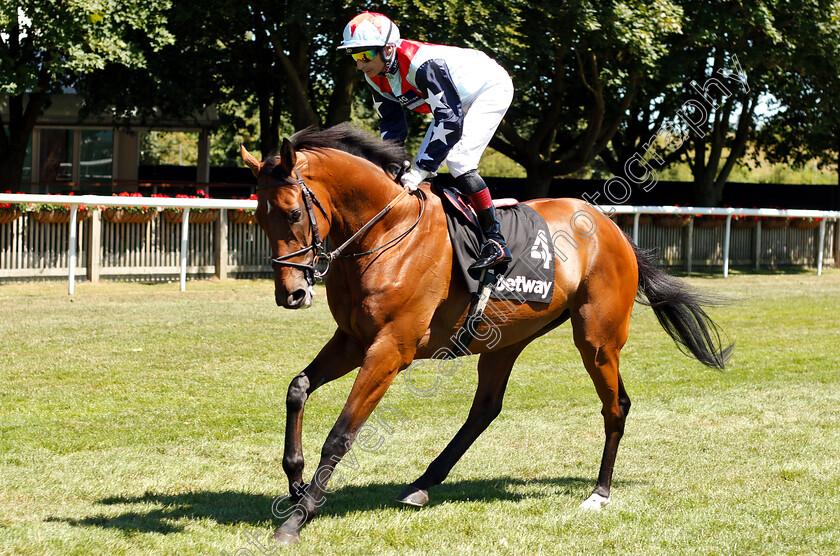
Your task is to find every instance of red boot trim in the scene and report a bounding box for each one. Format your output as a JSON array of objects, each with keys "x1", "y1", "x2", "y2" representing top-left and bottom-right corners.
[{"x1": 467, "y1": 189, "x2": 493, "y2": 212}]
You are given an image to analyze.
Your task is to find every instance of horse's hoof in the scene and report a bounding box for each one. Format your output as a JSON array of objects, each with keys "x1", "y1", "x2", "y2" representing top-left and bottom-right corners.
[
  {"x1": 271, "y1": 528, "x2": 301, "y2": 545},
  {"x1": 579, "y1": 492, "x2": 610, "y2": 510},
  {"x1": 396, "y1": 485, "x2": 429, "y2": 507}
]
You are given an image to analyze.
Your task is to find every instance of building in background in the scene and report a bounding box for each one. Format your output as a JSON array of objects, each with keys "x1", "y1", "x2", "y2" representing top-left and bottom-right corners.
[{"x1": 4, "y1": 94, "x2": 218, "y2": 194}]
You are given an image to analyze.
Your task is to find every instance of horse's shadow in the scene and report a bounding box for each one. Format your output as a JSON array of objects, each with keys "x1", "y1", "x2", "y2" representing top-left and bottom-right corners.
[{"x1": 48, "y1": 476, "x2": 619, "y2": 534}]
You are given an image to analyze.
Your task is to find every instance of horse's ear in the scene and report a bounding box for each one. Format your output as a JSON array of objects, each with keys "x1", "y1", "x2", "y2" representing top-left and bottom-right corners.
[
  {"x1": 279, "y1": 138, "x2": 297, "y2": 175},
  {"x1": 240, "y1": 144, "x2": 261, "y2": 178}
]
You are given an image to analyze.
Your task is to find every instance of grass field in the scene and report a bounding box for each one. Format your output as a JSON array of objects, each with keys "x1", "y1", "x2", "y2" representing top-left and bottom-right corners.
[{"x1": 1, "y1": 271, "x2": 839, "y2": 555}]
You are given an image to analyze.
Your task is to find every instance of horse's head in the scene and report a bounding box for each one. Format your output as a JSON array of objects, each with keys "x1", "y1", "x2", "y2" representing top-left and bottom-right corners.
[
  {"x1": 241, "y1": 123, "x2": 408, "y2": 310},
  {"x1": 241, "y1": 139, "x2": 325, "y2": 309}
]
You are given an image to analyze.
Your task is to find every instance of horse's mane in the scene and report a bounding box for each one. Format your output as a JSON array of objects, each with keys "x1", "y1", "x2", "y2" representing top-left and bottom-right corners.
[{"x1": 288, "y1": 122, "x2": 406, "y2": 173}]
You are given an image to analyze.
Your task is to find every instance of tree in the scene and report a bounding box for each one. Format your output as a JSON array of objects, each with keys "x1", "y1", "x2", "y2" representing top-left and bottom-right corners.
[
  {"x1": 600, "y1": 1, "x2": 822, "y2": 207},
  {"x1": 77, "y1": 1, "x2": 229, "y2": 128},
  {"x1": 0, "y1": 0, "x2": 173, "y2": 190},
  {"x1": 77, "y1": 0, "x2": 362, "y2": 161},
  {"x1": 488, "y1": 0, "x2": 683, "y2": 199},
  {"x1": 668, "y1": 1, "x2": 778, "y2": 206},
  {"x1": 599, "y1": 34, "x2": 695, "y2": 186},
  {"x1": 758, "y1": 1, "x2": 840, "y2": 193},
  {"x1": 244, "y1": 0, "x2": 361, "y2": 153}
]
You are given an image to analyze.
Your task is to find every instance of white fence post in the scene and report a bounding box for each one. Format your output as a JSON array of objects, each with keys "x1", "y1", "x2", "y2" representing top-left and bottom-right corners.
[
  {"x1": 215, "y1": 209, "x2": 228, "y2": 280},
  {"x1": 722, "y1": 215, "x2": 733, "y2": 278},
  {"x1": 87, "y1": 209, "x2": 101, "y2": 283},
  {"x1": 632, "y1": 213, "x2": 640, "y2": 245},
  {"x1": 817, "y1": 219, "x2": 827, "y2": 276},
  {"x1": 180, "y1": 208, "x2": 190, "y2": 292},
  {"x1": 68, "y1": 205, "x2": 79, "y2": 295}
]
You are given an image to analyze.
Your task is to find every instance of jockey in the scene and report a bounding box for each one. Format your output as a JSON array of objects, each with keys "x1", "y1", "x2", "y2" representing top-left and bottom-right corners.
[{"x1": 337, "y1": 11, "x2": 513, "y2": 272}]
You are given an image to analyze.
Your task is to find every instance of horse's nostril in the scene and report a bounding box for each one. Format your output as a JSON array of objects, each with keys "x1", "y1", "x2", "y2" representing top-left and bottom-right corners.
[{"x1": 288, "y1": 289, "x2": 307, "y2": 306}]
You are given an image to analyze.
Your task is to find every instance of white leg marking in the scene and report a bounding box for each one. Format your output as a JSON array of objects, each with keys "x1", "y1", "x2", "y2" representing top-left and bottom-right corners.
[{"x1": 580, "y1": 492, "x2": 610, "y2": 510}]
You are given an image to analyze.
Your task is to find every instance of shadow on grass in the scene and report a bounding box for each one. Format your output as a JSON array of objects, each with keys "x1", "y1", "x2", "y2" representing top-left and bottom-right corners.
[{"x1": 47, "y1": 475, "x2": 633, "y2": 534}]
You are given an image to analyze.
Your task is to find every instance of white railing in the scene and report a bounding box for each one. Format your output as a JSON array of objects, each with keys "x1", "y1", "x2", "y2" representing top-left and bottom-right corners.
[
  {"x1": 603, "y1": 205, "x2": 840, "y2": 277},
  {"x1": 1, "y1": 193, "x2": 259, "y2": 294},
  {"x1": 1, "y1": 193, "x2": 839, "y2": 295}
]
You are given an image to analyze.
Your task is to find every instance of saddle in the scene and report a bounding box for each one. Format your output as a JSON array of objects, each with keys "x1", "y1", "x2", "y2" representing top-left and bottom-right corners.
[
  {"x1": 432, "y1": 184, "x2": 556, "y2": 304},
  {"x1": 430, "y1": 184, "x2": 557, "y2": 357}
]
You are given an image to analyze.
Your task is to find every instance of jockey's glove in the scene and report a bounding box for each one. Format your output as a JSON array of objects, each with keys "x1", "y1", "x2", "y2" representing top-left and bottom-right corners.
[{"x1": 401, "y1": 167, "x2": 429, "y2": 191}]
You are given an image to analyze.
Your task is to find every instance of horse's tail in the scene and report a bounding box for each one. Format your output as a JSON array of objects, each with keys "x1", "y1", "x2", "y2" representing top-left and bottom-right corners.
[{"x1": 632, "y1": 242, "x2": 734, "y2": 369}]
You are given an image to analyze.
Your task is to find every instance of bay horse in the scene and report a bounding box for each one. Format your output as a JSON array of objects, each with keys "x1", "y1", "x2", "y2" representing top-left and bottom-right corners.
[{"x1": 240, "y1": 123, "x2": 732, "y2": 544}]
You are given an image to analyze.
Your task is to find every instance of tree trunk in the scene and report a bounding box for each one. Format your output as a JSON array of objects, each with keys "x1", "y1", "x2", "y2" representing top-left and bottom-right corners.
[
  {"x1": 257, "y1": 88, "x2": 275, "y2": 156},
  {"x1": 521, "y1": 166, "x2": 554, "y2": 200},
  {"x1": 0, "y1": 148, "x2": 26, "y2": 192},
  {"x1": 0, "y1": 92, "x2": 48, "y2": 192},
  {"x1": 326, "y1": 62, "x2": 359, "y2": 128},
  {"x1": 692, "y1": 172, "x2": 722, "y2": 206}
]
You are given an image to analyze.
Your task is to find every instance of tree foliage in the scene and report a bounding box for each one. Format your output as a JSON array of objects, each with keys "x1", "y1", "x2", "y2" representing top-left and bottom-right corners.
[
  {"x1": 0, "y1": 0, "x2": 173, "y2": 189},
  {"x1": 4, "y1": 0, "x2": 840, "y2": 203},
  {"x1": 488, "y1": 0, "x2": 683, "y2": 198},
  {"x1": 757, "y1": 0, "x2": 840, "y2": 186},
  {"x1": 600, "y1": 1, "x2": 840, "y2": 206}
]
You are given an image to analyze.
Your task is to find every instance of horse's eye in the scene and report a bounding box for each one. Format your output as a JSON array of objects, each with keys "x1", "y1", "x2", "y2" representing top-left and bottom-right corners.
[{"x1": 288, "y1": 209, "x2": 302, "y2": 223}]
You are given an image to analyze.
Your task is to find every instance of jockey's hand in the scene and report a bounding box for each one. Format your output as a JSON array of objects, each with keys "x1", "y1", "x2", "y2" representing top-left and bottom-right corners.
[{"x1": 400, "y1": 167, "x2": 429, "y2": 191}]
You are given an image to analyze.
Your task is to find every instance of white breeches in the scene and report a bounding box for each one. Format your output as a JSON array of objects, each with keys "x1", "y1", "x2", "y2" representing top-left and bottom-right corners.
[{"x1": 416, "y1": 73, "x2": 514, "y2": 178}]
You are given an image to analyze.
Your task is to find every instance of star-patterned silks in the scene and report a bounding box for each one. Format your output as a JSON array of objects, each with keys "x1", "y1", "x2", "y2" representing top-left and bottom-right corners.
[
  {"x1": 430, "y1": 122, "x2": 455, "y2": 144},
  {"x1": 425, "y1": 89, "x2": 447, "y2": 113},
  {"x1": 417, "y1": 150, "x2": 436, "y2": 164}
]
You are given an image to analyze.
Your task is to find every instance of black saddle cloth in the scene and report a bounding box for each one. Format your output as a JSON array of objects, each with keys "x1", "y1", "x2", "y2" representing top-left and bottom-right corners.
[{"x1": 433, "y1": 185, "x2": 556, "y2": 304}]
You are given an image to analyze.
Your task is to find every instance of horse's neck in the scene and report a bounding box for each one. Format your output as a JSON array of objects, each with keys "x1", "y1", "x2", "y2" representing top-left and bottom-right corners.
[{"x1": 314, "y1": 163, "x2": 405, "y2": 244}]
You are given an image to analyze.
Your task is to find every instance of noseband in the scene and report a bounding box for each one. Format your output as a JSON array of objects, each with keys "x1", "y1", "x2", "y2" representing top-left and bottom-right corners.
[
  {"x1": 264, "y1": 169, "x2": 424, "y2": 286},
  {"x1": 262, "y1": 170, "x2": 330, "y2": 286}
]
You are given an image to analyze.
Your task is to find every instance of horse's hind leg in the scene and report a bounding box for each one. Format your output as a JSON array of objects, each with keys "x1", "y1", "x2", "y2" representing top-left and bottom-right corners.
[
  {"x1": 397, "y1": 339, "x2": 530, "y2": 506},
  {"x1": 571, "y1": 300, "x2": 633, "y2": 510},
  {"x1": 283, "y1": 329, "x2": 363, "y2": 500}
]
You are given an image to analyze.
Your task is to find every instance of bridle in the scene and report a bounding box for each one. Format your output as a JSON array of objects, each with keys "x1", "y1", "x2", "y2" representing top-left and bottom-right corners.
[{"x1": 263, "y1": 168, "x2": 425, "y2": 285}]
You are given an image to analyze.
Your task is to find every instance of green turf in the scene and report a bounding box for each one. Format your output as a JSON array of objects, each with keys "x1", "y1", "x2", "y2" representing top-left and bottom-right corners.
[{"x1": 1, "y1": 271, "x2": 838, "y2": 555}]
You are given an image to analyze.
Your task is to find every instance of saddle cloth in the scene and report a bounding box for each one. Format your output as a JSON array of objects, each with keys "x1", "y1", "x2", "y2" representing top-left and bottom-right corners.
[{"x1": 434, "y1": 185, "x2": 556, "y2": 304}]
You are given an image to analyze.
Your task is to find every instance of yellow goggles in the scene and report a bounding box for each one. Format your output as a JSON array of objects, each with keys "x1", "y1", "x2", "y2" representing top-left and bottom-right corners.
[{"x1": 350, "y1": 49, "x2": 378, "y2": 63}]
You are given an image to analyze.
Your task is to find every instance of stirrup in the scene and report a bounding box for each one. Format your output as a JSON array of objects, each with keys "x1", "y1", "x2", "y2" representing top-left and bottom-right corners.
[
  {"x1": 469, "y1": 239, "x2": 511, "y2": 271},
  {"x1": 448, "y1": 268, "x2": 500, "y2": 358}
]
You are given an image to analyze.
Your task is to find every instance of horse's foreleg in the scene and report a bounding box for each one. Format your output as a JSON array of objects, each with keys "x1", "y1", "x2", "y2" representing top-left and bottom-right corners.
[
  {"x1": 396, "y1": 339, "x2": 530, "y2": 507},
  {"x1": 274, "y1": 335, "x2": 410, "y2": 544},
  {"x1": 283, "y1": 329, "x2": 363, "y2": 501}
]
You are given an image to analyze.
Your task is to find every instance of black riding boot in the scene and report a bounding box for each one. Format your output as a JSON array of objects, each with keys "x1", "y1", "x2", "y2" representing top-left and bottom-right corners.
[
  {"x1": 454, "y1": 170, "x2": 512, "y2": 272},
  {"x1": 469, "y1": 205, "x2": 512, "y2": 271}
]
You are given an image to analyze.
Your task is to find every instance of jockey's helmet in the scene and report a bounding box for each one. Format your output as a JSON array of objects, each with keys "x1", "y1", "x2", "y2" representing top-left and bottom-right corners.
[{"x1": 337, "y1": 12, "x2": 400, "y2": 53}]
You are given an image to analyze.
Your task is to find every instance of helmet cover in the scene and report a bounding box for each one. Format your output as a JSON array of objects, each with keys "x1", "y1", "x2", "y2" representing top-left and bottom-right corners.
[{"x1": 337, "y1": 12, "x2": 399, "y2": 52}]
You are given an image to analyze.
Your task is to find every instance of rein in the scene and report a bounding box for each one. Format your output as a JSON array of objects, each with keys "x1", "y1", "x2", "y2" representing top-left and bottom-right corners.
[{"x1": 267, "y1": 169, "x2": 425, "y2": 284}]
